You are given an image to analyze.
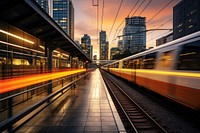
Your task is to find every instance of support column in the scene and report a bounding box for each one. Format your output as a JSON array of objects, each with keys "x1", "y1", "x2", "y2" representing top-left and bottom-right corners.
[{"x1": 45, "y1": 43, "x2": 53, "y2": 94}]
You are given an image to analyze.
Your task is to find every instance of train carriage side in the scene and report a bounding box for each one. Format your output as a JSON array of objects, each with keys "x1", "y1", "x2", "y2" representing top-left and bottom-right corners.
[{"x1": 107, "y1": 31, "x2": 200, "y2": 110}]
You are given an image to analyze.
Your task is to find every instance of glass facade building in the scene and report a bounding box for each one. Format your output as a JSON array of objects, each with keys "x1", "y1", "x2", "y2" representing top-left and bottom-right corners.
[
  {"x1": 36, "y1": 0, "x2": 74, "y2": 39},
  {"x1": 35, "y1": 0, "x2": 49, "y2": 13},
  {"x1": 110, "y1": 47, "x2": 120, "y2": 60},
  {"x1": 52, "y1": 0, "x2": 69, "y2": 33},
  {"x1": 100, "y1": 30, "x2": 109, "y2": 60},
  {"x1": 81, "y1": 34, "x2": 92, "y2": 59},
  {"x1": 123, "y1": 16, "x2": 146, "y2": 53}
]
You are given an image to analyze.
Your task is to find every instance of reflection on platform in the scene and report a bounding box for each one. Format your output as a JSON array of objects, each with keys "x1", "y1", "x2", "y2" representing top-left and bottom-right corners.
[{"x1": 17, "y1": 69, "x2": 125, "y2": 132}]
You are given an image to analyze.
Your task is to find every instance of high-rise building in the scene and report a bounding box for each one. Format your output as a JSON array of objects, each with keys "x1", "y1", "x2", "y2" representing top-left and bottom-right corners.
[
  {"x1": 173, "y1": 0, "x2": 200, "y2": 39},
  {"x1": 156, "y1": 32, "x2": 173, "y2": 46},
  {"x1": 69, "y1": 1, "x2": 74, "y2": 39},
  {"x1": 93, "y1": 55, "x2": 97, "y2": 60},
  {"x1": 110, "y1": 47, "x2": 120, "y2": 60},
  {"x1": 123, "y1": 16, "x2": 146, "y2": 53},
  {"x1": 81, "y1": 34, "x2": 92, "y2": 59},
  {"x1": 35, "y1": 0, "x2": 49, "y2": 13},
  {"x1": 36, "y1": 0, "x2": 74, "y2": 39},
  {"x1": 117, "y1": 40, "x2": 123, "y2": 53},
  {"x1": 100, "y1": 30, "x2": 109, "y2": 60}
]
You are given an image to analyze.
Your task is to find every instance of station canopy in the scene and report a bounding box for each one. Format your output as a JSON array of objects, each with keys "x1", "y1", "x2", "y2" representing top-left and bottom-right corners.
[{"x1": 0, "y1": 0, "x2": 91, "y2": 62}]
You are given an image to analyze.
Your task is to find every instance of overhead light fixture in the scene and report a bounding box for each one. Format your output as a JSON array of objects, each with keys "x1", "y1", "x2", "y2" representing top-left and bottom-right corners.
[{"x1": 0, "y1": 29, "x2": 34, "y2": 44}]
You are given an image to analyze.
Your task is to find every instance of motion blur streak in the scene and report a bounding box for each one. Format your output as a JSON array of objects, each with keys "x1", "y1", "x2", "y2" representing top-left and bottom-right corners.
[
  {"x1": 0, "y1": 69, "x2": 86, "y2": 94},
  {"x1": 110, "y1": 68, "x2": 200, "y2": 78}
]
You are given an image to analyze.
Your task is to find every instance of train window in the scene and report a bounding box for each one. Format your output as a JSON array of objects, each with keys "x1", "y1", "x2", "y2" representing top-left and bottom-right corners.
[
  {"x1": 138, "y1": 57, "x2": 144, "y2": 69},
  {"x1": 158, "y1": 51, "x2": 173, "y2": 68},
  {"x1": 133, "y1": 59, "x2": 140, "y2": 69},
  {"x1": 123, "y1": 61, "x2": 128, "y2": 68},
  {"x1": 177, "y1": 42, "x2": 200, "y2": 71},
  {"x1": 127, "y1": 60, "x2": 134, "y2": 68},
  {"x1": 143, "y1": 53, "x2": 157, "y2": 69}
]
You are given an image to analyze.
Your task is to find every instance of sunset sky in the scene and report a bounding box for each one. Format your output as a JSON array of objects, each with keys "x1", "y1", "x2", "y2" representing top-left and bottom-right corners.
[{"x1": 72, "y1": 0, "x2": 181, "y2": 59}]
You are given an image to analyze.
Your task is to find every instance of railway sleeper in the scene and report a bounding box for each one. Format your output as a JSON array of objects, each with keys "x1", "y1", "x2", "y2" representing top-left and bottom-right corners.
[
  {"x1": 135, "y1": 123, "x2": 154, "y2": 129},
  {"x1": 128, "y1": 112, "x2": 143, "y2": 116},
  {"x1": 126, "y1": 110, "x2": 139, "y2": 113},
  {"x1": 129, "y1": 115, "x2": 145, "y2": 119},
  {"x1": 131, "y1": 118, "x2": 148, "y2": 123}
]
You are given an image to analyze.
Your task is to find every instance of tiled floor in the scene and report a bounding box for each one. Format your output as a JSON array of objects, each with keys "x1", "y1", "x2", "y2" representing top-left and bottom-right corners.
[{"x1": 19, "y1": 69, "x2": 126, "y2": 133}]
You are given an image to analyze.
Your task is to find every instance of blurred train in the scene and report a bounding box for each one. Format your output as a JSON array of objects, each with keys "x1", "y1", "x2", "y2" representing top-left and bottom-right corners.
[{"x1": 102, "y1": 31, "x2": 200, "y2": 110}]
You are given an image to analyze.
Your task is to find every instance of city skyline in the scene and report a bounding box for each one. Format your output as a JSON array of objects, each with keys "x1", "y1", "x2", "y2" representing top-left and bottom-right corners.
[{"x1": 72, "y1": 0, "x2": 181, "y2": 59}]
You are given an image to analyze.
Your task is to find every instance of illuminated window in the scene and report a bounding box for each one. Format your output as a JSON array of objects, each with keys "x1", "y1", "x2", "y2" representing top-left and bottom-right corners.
[
  {"x1": 177, "y1": 41, "x2": 200, "y2": 71},
  {"x1": 158, "y1": 51, "x2": 173, "y2": 68},
  {"x1": 60, "y1": 20, "x2": 66, "y2": 22},
  {"x1": 143, "y1": 52, "x2": 157, "y2": 69},
  {"x1": 12, "y1": 59, "x2": 30, "y2": 65},
  {"x1": 189, "y1": 25, "x2": 193, "y2": 28}
]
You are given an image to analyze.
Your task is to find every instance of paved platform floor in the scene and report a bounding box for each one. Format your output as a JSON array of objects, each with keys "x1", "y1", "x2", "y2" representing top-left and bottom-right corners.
[{"x1": 18, "y1": 69, "x2": 126, "y2": 133}]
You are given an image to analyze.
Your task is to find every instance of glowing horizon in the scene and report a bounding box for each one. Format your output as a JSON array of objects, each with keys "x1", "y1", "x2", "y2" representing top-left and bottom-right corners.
[{"x1": 72, "y1": 0, "x2": 181, "y2": 59}]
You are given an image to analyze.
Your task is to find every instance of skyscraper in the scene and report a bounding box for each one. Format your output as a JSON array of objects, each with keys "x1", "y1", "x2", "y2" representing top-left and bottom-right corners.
[
  {"x1": 117, "y1": 40, "x2": 123, "y2": 53},
  {"x1": 123, "y1": 16, "x2": 146, "y2": 53},
  {"x1": 110, "y1": 47, "x2": 120, "y2": 60},
  {"x1": 173, "y1": 0, "x2": 200, "y2": 39},
  {"x1": 35, "y1": 0, "x2": 49, "y2": 13},
  {"x1": 81, "y1": 34, "x2": 92, "y2": 59},
  {"x1": 69, "y1": 1, "x2": 74, "y2": 39},
  {"x1": 99, "y1": 30, "x2": 109, "y2": 60},
  {"x1": 36, "y1": 0, "x2": 74, "y2": 39}
]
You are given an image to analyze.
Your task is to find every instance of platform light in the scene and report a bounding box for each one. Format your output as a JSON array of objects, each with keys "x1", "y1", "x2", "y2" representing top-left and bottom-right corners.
[
  {"x1": 0, "y1": 41, "x2": 43, "y2": 54},
  {"x1": 0, "y1": 29, "x2": 34, "y2": 44}
]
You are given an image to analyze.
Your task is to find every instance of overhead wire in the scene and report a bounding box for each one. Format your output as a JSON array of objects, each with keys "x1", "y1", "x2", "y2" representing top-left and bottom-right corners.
[
  {"x1": 146, "y1": 18, "x2": 173, "y2": 42},
  {"x1": 108, "y1": 0, "x2": 124, "y2": 40},
  {"x1": 111, "y1": 0, "x2": 140, "y2": 44},
  {"x1": 131, "y1": 0, "x2": 146, "y2": 16},
  {"x1": 147, "y1": 0, "x2": 174, "y2": 23},
  {"x1": 113, "y1": 0, "x2": 146, "y2": 42},
  {"x1": 138, "y1": 0, "x2": 152, "y2": 16},
  {"x1": 101, "y1": 0, "x2": 105, "y2": 31},
  {"x1": 112, "y1": 0, "x2": 148, "y2": 43}
]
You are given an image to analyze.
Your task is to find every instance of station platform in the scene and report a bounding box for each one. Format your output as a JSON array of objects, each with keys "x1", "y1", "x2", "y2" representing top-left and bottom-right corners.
[{"x1": 19, "y1": 69, "x2": 126, "y2": 132}]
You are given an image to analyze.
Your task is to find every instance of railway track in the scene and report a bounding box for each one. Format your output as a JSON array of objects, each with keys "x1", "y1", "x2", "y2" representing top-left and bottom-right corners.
[{"x1": 101, "y1": 71, "x2": 168, "y2": 133}]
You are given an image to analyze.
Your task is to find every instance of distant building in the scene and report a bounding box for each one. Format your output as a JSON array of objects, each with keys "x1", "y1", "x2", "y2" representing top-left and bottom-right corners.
[
  {"x1": 69, "y1": 1, "x2": 74, "y2": 39},
  {"x1": 36, "y1": 0, "x2": 74, "y2": 39},
  {"x1": 81, "y1": 34, "x2": 92, "y2": 59},
  {"x1": 110, "y1": 47, "x2": 120, "y2": 60},
  {"x1": 93, "y1": 55, "x2": 97, "y2": 60},
  {"x1": 81, "y1": 34, "x2": 91, "y2": 48},
  {"x1": 90, "y1": 45, "x2": 93, "y2": 60},
  {"x1": 99, "y1": 30, "x2": 109, "y2": 60},
  {"x1": 123, "y1": 16, "x2": 146, "y2": 53},
  {"x1": 156, "y1": 32, "x2": 173, "y2": 46},
  {"x1": 117, "y1": 40, "x2": 123, "y2": 53},
  {"x1": 173, "y1": 0, "x2": 200, "y2": 39}
]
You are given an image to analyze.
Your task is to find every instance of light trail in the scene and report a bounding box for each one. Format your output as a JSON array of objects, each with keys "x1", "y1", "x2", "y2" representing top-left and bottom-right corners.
[
  {"x1": 110, "y1": 68, "x2": 200, "y2": 78},
  {"x1": 0, "y1": 69, "x2": 86, "y2": 94}
]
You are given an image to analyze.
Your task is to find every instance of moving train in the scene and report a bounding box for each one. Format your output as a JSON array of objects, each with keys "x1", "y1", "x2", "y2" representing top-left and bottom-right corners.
[{"x1": 102, "y1": 31, "x2": 200, "y2": 110}]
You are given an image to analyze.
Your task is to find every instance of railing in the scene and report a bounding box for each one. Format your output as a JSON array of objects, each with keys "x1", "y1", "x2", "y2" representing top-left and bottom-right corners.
[{"x1": 0, "y1": 70, "x2": 91, "y2": 132}]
